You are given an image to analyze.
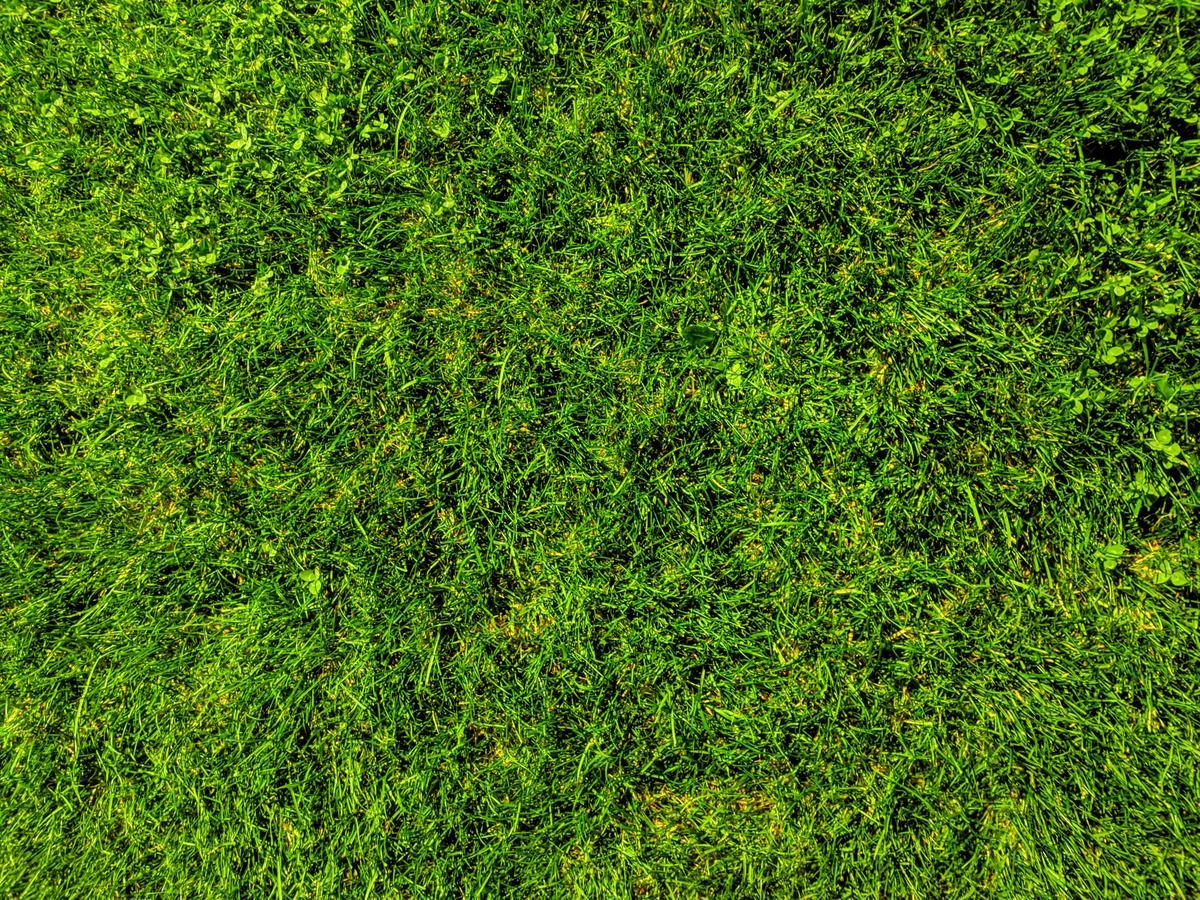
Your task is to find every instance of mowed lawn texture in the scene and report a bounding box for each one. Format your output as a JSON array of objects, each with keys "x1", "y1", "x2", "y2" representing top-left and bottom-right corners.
[{"x1": 2, "y1": 0, "x2": 1199, "y2": 896}]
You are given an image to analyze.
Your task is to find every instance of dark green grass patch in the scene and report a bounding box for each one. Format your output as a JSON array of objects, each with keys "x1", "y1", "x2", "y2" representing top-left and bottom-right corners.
[{"x1": 1, "y1": 0, "x2": 1199, "y2": 896}]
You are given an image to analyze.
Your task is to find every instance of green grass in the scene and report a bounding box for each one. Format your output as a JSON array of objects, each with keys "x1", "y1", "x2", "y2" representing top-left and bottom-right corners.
[{"x1": 1, "y1": 0, "x2": 1199, "y2": 895}]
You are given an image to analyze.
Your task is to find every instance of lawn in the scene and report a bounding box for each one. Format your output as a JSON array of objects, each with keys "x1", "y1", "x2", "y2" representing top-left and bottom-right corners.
[{"x1": 1, "y1": 0, "x2": 1199, "y2": 896}]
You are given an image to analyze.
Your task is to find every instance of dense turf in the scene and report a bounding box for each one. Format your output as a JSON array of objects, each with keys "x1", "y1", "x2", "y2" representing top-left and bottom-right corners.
[{"x1": 2, "y1": 0, "x2": 1199, "y2": 896}]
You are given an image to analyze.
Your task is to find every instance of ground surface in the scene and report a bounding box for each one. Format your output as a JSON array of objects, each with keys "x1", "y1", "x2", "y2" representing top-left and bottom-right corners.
[{"x1": 2, "y1": 1, "x2": 1199, "y2": 896}]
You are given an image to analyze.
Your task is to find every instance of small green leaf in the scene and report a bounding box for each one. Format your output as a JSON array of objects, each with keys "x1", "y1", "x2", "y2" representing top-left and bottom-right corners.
[
  {"x1": 1148, "y1": 427, "x2": 1174, "y2": 452},
  {"x1": 124, "y1": 388, "x2": 147, "y2": 408},
  {"x1": 299, "y1": 567, "x2": 322, "y2": 597},
  {"x1": 1100, "y1": 542, "x2": 1125, "y2": 569},
  {"x1": 227, "y1": 123, "x2": 251, "y2": 150},
  {"x1": 252, "y1": 268, "x2": 273, "y2": 293},
  {"x1": 682, "y1": 324, "x2": 719, "y2": 350},
  {"x1": 724, "y1": 361, "x2": 744, "y2": 388}
]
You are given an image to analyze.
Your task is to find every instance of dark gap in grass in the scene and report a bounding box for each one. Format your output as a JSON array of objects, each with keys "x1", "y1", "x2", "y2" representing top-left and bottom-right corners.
[
  {"x1": 1134, "y1": 491, "x2": 1175, "y2": 533},
  {"x1": 31, "y1": 407, "x2": 85, "y2": 459},
  {"x1": 1083, "y1": 135, "x2": 1169, "y2": 171}
]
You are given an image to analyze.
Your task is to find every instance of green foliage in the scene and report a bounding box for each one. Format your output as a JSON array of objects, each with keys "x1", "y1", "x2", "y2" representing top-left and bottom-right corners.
[{"x1": 1, "y1": 0, "x2": 1198, "y2": 897}]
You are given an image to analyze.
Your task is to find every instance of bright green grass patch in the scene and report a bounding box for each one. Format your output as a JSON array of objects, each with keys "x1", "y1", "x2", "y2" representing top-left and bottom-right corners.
[{"x1": 1, "y1": 0, "x2": 1199, "y2": 896}]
